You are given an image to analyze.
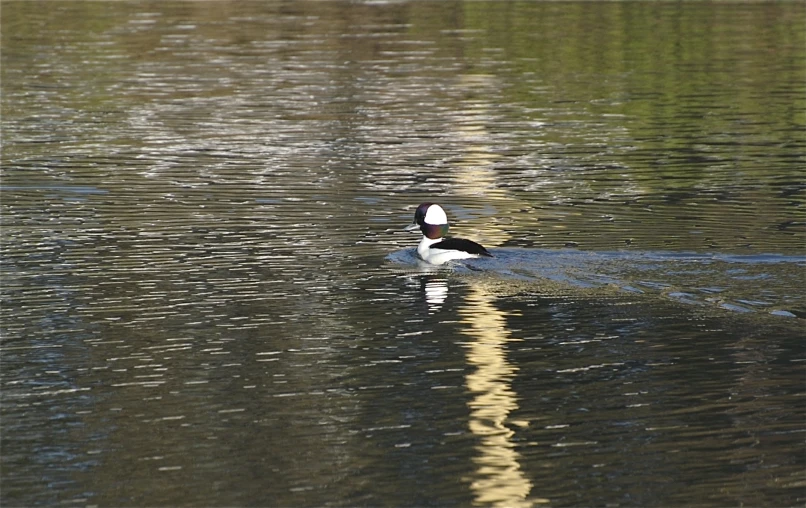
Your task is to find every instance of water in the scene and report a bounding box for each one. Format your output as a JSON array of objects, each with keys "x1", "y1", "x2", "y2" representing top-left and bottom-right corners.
[{"x1": 2, "y1": 1, "x2": 805, "y2": 506}]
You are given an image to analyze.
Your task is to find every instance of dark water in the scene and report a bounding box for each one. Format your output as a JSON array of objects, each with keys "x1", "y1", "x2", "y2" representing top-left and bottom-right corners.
[{"x1": 2, "y1": 1, "x2": 805, "y2": 506}]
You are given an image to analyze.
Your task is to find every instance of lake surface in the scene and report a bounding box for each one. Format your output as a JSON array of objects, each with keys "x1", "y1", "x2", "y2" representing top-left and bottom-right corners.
[{"x1": 2, "y1": 1, "x2": 805, "y2": 506}]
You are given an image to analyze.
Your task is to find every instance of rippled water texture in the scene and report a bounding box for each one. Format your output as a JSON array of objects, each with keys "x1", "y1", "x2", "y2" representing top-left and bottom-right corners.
[{"x1": 2, "y1": 1, "x2": 805, "y2": 506}]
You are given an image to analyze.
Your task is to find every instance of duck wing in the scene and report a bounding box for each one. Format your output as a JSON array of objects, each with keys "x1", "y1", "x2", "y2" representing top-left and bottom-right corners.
[{"x1": 430, "y1": 238, "x2": 493, "y2": 257}]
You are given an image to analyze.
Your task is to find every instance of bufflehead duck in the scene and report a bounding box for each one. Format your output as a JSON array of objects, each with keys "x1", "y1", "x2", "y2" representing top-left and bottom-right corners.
[{"x1": 405, "y1": 203, "x2": 493, "y2": 265}]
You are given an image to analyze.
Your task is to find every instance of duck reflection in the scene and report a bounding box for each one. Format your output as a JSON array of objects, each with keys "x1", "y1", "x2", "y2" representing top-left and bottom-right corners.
[
  {"x1": 404, "y1": 274, "x2": 450, "y2": 314},
  {"x1": 423, "y1": 277, "x2": 449, "y2": 313}
]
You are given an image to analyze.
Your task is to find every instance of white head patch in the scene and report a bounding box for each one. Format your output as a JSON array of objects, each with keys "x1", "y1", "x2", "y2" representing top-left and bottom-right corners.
[{"x1": 424, "y1": 204, "x2": 448, "y2": 225}]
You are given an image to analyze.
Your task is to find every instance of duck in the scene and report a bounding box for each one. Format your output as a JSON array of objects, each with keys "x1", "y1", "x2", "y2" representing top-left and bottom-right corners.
[{"x1": 404, "y1": 203, "x2": 493, "y2": 265}]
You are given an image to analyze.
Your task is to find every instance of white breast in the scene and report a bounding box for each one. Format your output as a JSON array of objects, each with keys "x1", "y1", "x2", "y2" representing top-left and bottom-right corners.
[{"x1": 417, "y1": 236, "x2": 477, "y2": 265}]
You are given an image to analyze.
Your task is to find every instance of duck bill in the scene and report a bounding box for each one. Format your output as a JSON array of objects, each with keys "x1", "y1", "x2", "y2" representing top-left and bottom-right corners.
[{"x1": 404, "y1": 223, "x2": 421, "y2": 232}]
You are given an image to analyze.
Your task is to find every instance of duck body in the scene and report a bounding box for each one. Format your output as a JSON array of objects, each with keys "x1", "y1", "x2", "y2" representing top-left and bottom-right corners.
[{"x1": 405, "y1": 203, "x2": 492, "y2": 265}]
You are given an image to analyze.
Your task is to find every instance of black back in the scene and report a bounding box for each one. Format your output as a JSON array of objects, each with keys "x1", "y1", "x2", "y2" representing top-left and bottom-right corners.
[{"x1": 430, "y1": 237, "x2": 493, "y2": 257}]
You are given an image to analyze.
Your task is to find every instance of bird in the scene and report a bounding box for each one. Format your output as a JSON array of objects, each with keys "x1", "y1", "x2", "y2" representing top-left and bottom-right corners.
[{"x1": 404, "y1": 203, "x2": 493, "y2": 265}]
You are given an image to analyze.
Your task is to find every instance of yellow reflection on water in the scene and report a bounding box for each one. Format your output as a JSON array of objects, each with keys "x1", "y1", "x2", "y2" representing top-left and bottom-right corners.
[
  {"x1": 451, "y1": 73, "x2": 548, "y2": 506},
  {"x1": 459, "y1": 290, "x2": 544, "y2": 507},
  {"x1": 449, "y1": 73, "x2": 523, "y2": 249}
]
